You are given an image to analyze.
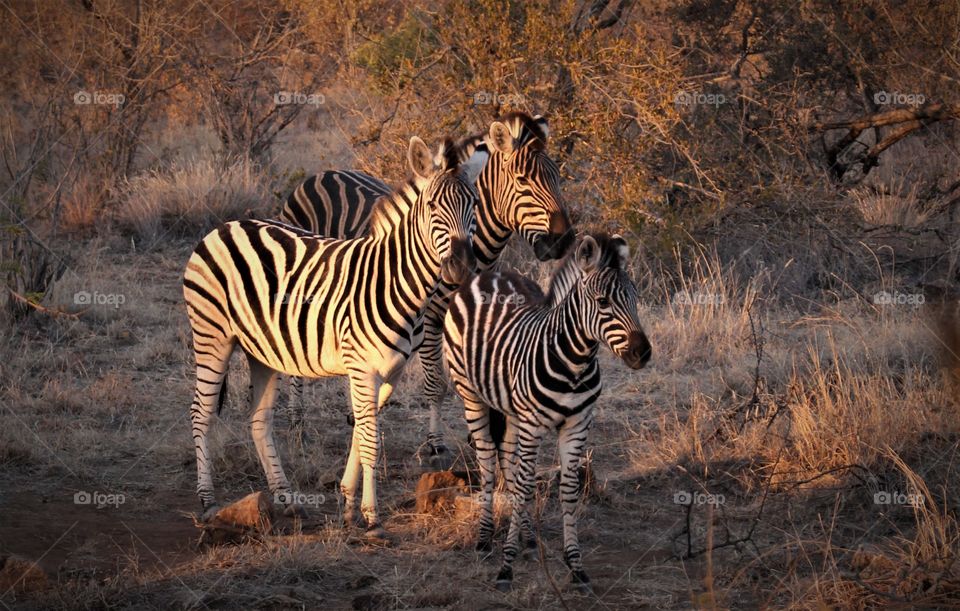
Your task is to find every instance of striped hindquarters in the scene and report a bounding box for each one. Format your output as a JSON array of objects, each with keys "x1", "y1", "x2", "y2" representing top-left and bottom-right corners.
[{"x1": 279, "y1": 170, "x2": 391, "y2": 237}]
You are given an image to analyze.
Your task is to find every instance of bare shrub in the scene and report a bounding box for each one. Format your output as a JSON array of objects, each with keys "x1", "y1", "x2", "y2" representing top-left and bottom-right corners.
[{"x1": 116, "y1": 156, "x2": 275, "y2": 244}]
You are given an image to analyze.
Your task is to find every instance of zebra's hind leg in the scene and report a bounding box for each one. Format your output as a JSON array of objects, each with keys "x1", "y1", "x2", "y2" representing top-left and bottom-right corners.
[
  {"x1": 190, "y1": 336, "x2": 236, "y2": 521},
  {"x1": 421, "y1": 307, "x2": 453, "y2": 470},
  {"x1": 496, "y1": 426, "x2": 544, "y2": 592},
  {"x1": 558, "y1": 412, "x2": 595, "y2": 593},
  {"x1": 248, "y1": 356, "x2": 303, "y2": 518}
]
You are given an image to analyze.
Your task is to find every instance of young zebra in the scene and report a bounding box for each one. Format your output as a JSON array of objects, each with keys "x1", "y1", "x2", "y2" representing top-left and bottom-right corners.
[
  {"x1": 279, "y1": 112, "x2": 574, "y2": 467},
  {"x1": 443, "y1": 234, "x2": 652, "y2": 591},
  {"x1": 183, "y1": 136, "x2": 484, "y2": 537}
]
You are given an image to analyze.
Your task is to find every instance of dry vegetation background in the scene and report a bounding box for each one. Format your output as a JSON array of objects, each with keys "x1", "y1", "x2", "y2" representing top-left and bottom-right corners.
[{"x1": 1, "y1": 0, "x2": 960, "y2": 609}]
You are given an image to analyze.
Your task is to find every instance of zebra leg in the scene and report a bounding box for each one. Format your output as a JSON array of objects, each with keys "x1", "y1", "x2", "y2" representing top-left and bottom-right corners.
[
  {"x1": 558, "y1": 412, "x2": 594, "y2": 592},
  {"x1": 496, "y1": 427, "x2": 543, "y2": 592},
  {"x1": 190, "y1": 337, "x2": 236, "y2": 520},
  {"x1": 421, "y1": 305, "x2": 453, "y2": 470},
  {"x1": 286, "y1": 376, "x2": 306, "y2": 441},
  {"x1": 248, "y1": 356, "x2": 303, "y2": 517},
  {"x1": 460, "y1": 388, "x2": 497, "y2": 552},
  {"x1": 499, "y1": 418, "x2": 536, "y2": 550},
  {"x1": 340, "y1": 424, "x2": 363, "y2": 527},
  {"x1": 344, "y1": 372, "x2": 387, "y2": 539}
]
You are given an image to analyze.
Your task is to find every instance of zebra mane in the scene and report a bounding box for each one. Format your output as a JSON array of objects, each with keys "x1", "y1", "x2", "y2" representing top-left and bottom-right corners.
[
  {"x1": 498, "y1": 111, "x2": 549, "y2": 150},
  {"x1": 367, "y1": 138, "x2": 466, "y2": 239},
  {"x1": 545, "y1": 233, "x2": 626, "y2": 304}
]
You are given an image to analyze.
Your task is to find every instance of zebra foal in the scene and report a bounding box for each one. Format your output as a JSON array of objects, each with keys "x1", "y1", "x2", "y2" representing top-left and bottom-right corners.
[
  {"x1": 443, "y1": 234, "x2": 652, "y2": 590},
  {"x1": 183, "y1": 136, "x2": 484, "y2": 538}
]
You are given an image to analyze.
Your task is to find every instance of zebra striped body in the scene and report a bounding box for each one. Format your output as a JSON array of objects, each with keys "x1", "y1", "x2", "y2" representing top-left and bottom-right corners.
[
  {"x1": 183, "y1": 137, "x2": 483, "y2": 535},
  {"x1": 443, "y1": 234, "x2": 651, "y2": 590},
  {"x1": 279, "y1": 113, "x2": 573, "y2": 465}
]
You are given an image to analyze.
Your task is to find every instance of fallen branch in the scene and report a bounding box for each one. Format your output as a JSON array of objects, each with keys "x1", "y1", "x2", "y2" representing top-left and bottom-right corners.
[{"x1": 810, "y1": 103, "x2": 960, "y2": 182}]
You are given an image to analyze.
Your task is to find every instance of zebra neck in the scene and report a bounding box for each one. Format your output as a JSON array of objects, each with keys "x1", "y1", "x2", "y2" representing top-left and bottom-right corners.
[
  {"x1": 544, "y1": 288, "x2": 599, "y2": 376},
  {"x1": 374, "y1": 193, "x2": 442, "y2": 305},
  {"x1": 473, "y1": 155, "x2": 512, "y2": 269}
]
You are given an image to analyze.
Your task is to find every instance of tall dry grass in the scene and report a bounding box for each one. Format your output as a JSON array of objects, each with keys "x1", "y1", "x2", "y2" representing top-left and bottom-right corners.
[{"x1": 116, "y1": 156, "x2": 276, "y2": 245}]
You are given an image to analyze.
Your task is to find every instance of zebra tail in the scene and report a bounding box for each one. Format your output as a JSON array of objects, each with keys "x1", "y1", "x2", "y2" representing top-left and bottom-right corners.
[
  {"x1": 489, "y1": 409, "x2": 506, "y2": 450},
  {"x1": 217, "y1": 373, "x2": 228, "y2": 416}
]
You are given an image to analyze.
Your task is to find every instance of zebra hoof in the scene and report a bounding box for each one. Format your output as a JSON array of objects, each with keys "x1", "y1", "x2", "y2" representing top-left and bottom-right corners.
[
  {"x1": 345, "y1": 413, "x2": 355, "y2": 427},
  {"x1": 200, "y1": 505, "x2": 221, "y2": 523},
  {"x1": 427, "y1": 446, "x2": 453, "y2": 471},
  {"x1": 283, "y1": 503, "x2": 308, "y2": 519},
  {"x1": 475, "y1": 538, "x2": 494, "y2": 554},
  {"x1": 342, "y1": 510, "x2": 364, "y2": 529},
  {"x1": 364, "y1": 525, "x2": 391, "y2": 544},
  {"x1": 494, "y1": 567, "x2": 513, "y2": 592},
  {"x1": 570, "y1": 571, "x2": 592, "y2": 594}
]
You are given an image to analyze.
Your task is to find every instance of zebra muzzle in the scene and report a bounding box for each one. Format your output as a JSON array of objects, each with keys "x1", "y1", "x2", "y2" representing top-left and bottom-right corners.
[{"x1": 441, "y1": 238, "x2": 476, "y2": 285}]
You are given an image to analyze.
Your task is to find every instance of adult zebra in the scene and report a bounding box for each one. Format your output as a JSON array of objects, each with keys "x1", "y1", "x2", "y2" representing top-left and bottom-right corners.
[
  {"x1": 183, "y1": 136, "x2": 484, "y2": 538},
  {"x1": 280, "y1": 112, "x2": 574, "y2": 466},
  {"x1": 443, "y1": 234, "x2": 652, "y2": 591}
]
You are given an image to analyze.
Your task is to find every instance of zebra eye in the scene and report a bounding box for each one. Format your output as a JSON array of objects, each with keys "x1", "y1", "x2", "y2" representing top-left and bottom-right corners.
[{"x1": 597, "y1": 297, "x2": 610, "y2": 308}]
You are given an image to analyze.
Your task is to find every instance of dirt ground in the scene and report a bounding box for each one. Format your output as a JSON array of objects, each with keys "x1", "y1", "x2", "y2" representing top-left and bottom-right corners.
[{"x1": 1, "y1": 237, "x2": 957, "y2": 610}]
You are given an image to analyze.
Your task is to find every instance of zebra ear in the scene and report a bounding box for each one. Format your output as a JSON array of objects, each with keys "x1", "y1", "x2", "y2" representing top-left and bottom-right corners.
[
  {"x1": 533, "y1": 115, "x2": 550, "y2": 141},
  {"x1": 488, "y1": 121, "x2": 515, "y2": 155},
  {"x1": 408, "y1": 136, "x2": 436, "y2": 185},
  {"x1": 575, "y1": 236, "x2": 601, "y2": 273},
  {"x1": 611, "y1": 234, "x2": 629, "y2": 268},
  {"x1": 459, "y1": 149, "x2": 489, "y2": 185}
]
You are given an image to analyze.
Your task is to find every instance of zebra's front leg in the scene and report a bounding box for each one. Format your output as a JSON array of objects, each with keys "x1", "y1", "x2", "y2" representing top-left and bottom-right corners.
[
  {"x1": 248, "y1": 357, "x2": 303, "y2": 518},
  {"x1": 462, "y1": 391, "x2": 497, "y2": 552},
  {"x1": 344, "y1": 372, "x2": 387, "y2": 540},
  {"x1": 499, "y1": 418, "x2": 536, "y2": 550},
  {"x1": 496, "y1": 427, "x2": 543, "y2": 591},
  {"x1": 421, "y1": 307, "x2": 453, "y2": 470},
  {"x1": 286, "y1": 376, "x2": 307, "y2": 442},
  {"x1": 558, "y1": 412, "x2": 594, "y2": 592}
]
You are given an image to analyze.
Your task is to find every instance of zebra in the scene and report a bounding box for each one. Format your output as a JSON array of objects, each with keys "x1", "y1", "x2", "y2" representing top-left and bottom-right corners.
[
  {"x1": 279, "y1": 112, "x2": 574, "y2": 467},
  {"x1": 443, "y1": 234, "x2": 652, "y2": 591},
  {"x1": 182, "y1": 136, "x2": 485, "y2": 538}
]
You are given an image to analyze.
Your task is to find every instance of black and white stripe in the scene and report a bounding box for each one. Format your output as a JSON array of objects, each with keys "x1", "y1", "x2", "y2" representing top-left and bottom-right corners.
[
  {"x1": 279, "y1": 113, "x2": 574, "y2": 466},
  {"x1": 183, "y1": 137, "x2": 484, "y2": 536},
  {"x1": 443, "y1": 234, "x2": 652, "y2": 590}
]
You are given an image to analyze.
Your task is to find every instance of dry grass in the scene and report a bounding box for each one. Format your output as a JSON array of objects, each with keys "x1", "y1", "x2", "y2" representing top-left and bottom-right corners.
[{"x1": 116, "y1": 156, "x2": 276, "y2": 245}]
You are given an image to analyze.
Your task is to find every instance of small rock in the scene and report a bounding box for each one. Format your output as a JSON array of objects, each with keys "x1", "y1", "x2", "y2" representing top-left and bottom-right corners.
[
  {"x1": 202, "y1": 491, "x2": 273, "y2": 544},
  {"x1": 415, "y1": 471, "x2": 469, "y2": 514},
  {"x1": 0, "y1": 555, "x2": 48, "y2": 594}
]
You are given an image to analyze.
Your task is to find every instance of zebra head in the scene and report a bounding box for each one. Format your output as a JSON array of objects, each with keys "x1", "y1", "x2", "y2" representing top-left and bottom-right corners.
[
  {"x1": 408, "y1": 136, "x2": 485, "y2": 285},
  {"x1": 487, "y1": 113, "x2": 574, "y2": 262},
  {"x1": 574, "y1": 234, "x2": 651, "y2": 370}
]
